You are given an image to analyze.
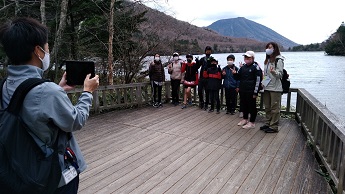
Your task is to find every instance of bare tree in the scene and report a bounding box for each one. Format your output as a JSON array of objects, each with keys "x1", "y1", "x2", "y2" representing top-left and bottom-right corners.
[
  {"x1": 14, "y1": 0, "x2": 19, "y2": 16},
  {"x1": 49, "y1": 0, "x2": 68, "y2": 81},
  {"x1": 40, "y1": 0, "x2": 46, "y2": 25},
  {"x1": 108, "y1": 0, "x2": 115, "y2": 85}
]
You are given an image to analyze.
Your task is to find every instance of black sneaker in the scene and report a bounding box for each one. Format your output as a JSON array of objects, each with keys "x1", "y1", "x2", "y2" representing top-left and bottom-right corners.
[
  {"x1": 226, "y1": 111, "x2": 230, "y2": 114},
  {"x1": 157, "y1": 103, "x2": 163, "y2": 108},
  {"x1": 264, "y1": 127, "x2": 278, "y2": 133},
  {"x1": 230, "y1": 111, "x2": 235, "y2": 115},
  {"x1": 216, "y1": 110, "x2": 220, "y2": 114},
  {"x1": 208, "y1": 109, "x2": 214, "y2": 113},
  {"x1": 153, "y1": 102, "x2": 158, "y2": 108},
  {"x1": 260, "y1": 125, "x2": 269, "y2": 130}
]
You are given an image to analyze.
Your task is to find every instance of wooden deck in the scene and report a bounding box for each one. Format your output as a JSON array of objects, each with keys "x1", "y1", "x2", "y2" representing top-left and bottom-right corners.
[{"x1": 75, "y1": 104, "x2": 332, "y2": 194}]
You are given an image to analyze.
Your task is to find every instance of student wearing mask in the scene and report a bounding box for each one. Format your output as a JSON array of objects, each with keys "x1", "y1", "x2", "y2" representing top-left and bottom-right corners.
[
  {"x1": 206, "y1": 58, "x2": 222, "y2": 113},
  {"x1": 196, "y1": 46, "x2": 212, "y2": 110},
  {"x1": 149, "y1": 54, "x2": 165, "y2": 108},
  {"x1": 261, "y1": 42, "x2": 284, "y2": 133},
  {"x1": 181, "y1": 54, "x2": 200, "y2": 109},
  {"x1": 222, "y1": 54, "x2": 240, "y2": 115},
  {"x1": 167, "y1": 52, "x2": 183, "y2": 105},
  {"x1": 232, "y1": 51, "x2": 262, "y2": 129}
]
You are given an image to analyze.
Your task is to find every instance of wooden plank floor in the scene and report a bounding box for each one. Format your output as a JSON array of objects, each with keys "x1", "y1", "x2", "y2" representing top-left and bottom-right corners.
[{"x1": 75, "y1": 104, "x2": 332, "y2": 194}]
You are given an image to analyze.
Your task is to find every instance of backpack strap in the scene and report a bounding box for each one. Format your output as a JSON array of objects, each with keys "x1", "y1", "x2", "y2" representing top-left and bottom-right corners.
[
  {"x1": 7, "y1": 78, "x2": 49, "y2": 115},
  {"x1": 274, "y1": 58, "x2": 284, "y2": 67},
  {"x1": 0, "y1": 78, "x2": 7, "y2": 108}
]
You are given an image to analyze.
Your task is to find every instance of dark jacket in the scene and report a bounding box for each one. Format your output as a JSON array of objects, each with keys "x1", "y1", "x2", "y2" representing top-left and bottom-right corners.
[
  {"x1": 234, "y1": 62, "x2": 262, "y2": 96},
  {"x1": 149, "y1": 61, "x2": 165, "y2": 82},
  {"x1": 196, "y1": 56, "x2": 212, "y2": 80},
  {"x1": 206, "y1": 64, "x2": 222, "y2": 90},
  {"x1": 222, "y1": 65, "x2": 240, "y2": 89},
  {"x1": 181, "y1": 62, "x2": 199, "y2": 82}
]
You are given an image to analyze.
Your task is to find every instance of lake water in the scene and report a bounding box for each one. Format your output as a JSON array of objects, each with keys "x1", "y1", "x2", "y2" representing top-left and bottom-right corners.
[{"x1": 160, "y1": 51, "x2": 345, "y2": 122}]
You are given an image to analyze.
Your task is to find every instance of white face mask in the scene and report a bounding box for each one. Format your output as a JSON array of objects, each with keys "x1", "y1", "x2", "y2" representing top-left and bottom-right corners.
[
  {"x1": 227, "y1": 61, "x2": 234, "y2": 66},
  {"x1": 173, "y1": 56, "x2": 179, "y2": 61},
  {"x1": 154, "y1": 57, "x2": 160, "y2": 61},
  {"x1": 266, "y1": 48, "x2": 274, "y2": 55},
  {"x1": 38, "y1": 47, "x2": 50, "y2": 71}
]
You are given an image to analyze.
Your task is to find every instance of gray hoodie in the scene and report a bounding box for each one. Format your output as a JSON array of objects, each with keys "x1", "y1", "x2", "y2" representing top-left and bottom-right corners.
[{"x1": 2, "y1": 65, "x2": 92, "y2": 187}]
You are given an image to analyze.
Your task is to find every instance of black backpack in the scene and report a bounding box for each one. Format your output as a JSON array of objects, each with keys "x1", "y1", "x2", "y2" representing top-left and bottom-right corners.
[
  {"x1": 275, "y1": 58, "x2": 290, "y2": 94},
  {"x1": 0, "y1": 78, "x2": 61, "y2": 194}
]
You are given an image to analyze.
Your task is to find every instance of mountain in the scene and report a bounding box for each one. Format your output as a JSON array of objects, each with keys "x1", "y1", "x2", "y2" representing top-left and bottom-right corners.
[
  {"x1": 134, "y1": 4, "x2": 266, "y2": 54},
  {"x1": 207, "y1": 17, "x2": 299, "y2": 49}
]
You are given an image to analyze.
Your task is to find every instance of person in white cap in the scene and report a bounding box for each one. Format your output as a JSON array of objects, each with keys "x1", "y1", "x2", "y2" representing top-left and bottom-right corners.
[
  {"x1": 167, "y1": 52, "x2": 183, "y2": 105},
  {"x1": 232, "y1": 51, "x2": 263, "y2": 129}
]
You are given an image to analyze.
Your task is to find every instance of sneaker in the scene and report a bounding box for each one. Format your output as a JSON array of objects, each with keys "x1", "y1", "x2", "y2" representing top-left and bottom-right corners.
[
  {"x1": 216, "y1": 110, "x2": 220, "y2": 114},
  {"x1": 239, "y1": 112, "x2": 243, "y2": 118},
  {"x1": 153, "y1": 102, "x2": 158, "y2": 108},
  {"x1": 188, "y1": 100, "x2": 192, "y2": 105},
  {"x1": 237, "y1": 119, "x2": 248, "y2": 126},
  {"x1": 204, "y1": 106, "x2": 208, "y2": 111},
  {"x1": 157, "y1": 103, "x2": 163, "y2": 108},
  {"x1": 208, "y1": 109, "x2": 214, "y2": 113},
  {"x1": 260, "y1": 125, "x2": 269, "y2": 130},
  {"x1": 226, "y1": 111, "x2": 230, "y2": 114},
  {"x1": 230, "y1": 111, "x2": 235, "y2": 115},
  {"x1": 264, "y1": 127, "x2": 279, "y2": 133},
  {"x1": 242, "y1": 122, "x2": 255, "y2": 129},
  {"x1": 181, "y1": 104, "x2": 187, "y2": 109}
]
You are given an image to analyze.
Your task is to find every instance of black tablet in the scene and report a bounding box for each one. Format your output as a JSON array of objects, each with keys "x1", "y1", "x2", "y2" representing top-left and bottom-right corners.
[{"x1": 65, "y1": 60, "x2": 95, "y2": 85}]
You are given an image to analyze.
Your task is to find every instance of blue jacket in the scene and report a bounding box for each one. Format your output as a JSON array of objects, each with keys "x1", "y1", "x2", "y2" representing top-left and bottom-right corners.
[
  {"x1": 2, "y1": 65, "x2": 92, "y2": 187},
  {"x1": 222, "y1": 65, "x2": 240, "y2": 89}
]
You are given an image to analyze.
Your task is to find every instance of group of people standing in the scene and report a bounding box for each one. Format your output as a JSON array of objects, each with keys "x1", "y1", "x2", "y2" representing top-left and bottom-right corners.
[{"x1": 149, "y1": 42, "x2": 285, "y2": 133}]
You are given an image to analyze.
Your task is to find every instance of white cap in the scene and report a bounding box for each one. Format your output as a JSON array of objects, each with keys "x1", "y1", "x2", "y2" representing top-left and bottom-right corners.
[
  {"x1": 173, "y1": 52, "x2": 179, "y2": 56},
  {"x1": 242, "y1": 51, "x2": 255, "y2": 58}
]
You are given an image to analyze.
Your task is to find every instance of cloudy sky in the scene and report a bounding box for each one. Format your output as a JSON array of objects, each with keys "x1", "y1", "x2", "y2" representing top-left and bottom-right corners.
[{"x1": 143, "y1": 0, "x2": 344, "y2": 45}]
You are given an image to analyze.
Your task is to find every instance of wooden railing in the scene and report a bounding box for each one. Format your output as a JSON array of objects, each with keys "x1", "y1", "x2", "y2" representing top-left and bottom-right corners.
[
  {"x1": 296, "y1": 88, "x2": 345, "y2": 194},
  {"x1": 67, "y1": 81, "x2": 297, "y2": 114}
]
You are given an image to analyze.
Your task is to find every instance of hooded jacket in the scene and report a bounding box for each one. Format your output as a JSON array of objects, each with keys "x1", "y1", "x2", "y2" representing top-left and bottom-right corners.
[{"x1": 263, "y1": 55, "x2": 284, "y2": 92}]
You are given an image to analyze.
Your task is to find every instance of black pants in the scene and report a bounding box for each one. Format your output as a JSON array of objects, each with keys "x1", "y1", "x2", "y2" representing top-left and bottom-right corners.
[
  {"x1": 209, "y1": 89, "x2": 220, "y2": 111},
  {"x1": 225, "y1": 87, "x2": 238, "y2": 112},
  {"x1": 198, "y1": 79, "x2": 209, "y2": 108},
  {"x1": 239, "y1": 92, "x2": 257, "y2": 122},
  {"x1": 151, "y1": 81, "x2": 162, "y2": 103},
  {"x1": 170, "y1": 79, "x2": 181, "y2": 103},
  {"x1": 54, "y1": 175, "x2": 79, "y2": 194}
]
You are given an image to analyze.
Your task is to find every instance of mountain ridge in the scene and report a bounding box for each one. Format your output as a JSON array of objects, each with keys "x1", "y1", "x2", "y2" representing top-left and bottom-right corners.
[{"x1": 207, "y1": 17, "x2": 299, "y2": 48}]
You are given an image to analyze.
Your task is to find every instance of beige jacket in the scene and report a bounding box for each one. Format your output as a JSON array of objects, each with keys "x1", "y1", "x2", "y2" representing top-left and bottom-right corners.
[{"x1": 168, "y1": 60, "x2": 183, "y2": 80}]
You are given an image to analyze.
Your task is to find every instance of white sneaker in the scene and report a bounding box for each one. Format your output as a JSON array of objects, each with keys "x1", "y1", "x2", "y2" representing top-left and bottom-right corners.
[
  {"x1": 237, "y1": 119, "x2": 248, "y2": 126},
  {"x1": 239, "y1": 112, "x2": 243, "y2": 118},
  {"x1": 242, "y1": 122, "x2": 255, "y2": 129}
]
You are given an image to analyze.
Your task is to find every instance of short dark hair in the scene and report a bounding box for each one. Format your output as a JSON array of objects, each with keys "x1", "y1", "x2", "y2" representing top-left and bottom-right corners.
[
  {"x1": 227, "y1": 54, "x2": 235, "y2": 60},
  {"x1": 205, "y1": 46, "x2": 212, "y2": 52},
  {"x1": 0, "y1": 17, "x2": 48, "y2": 65}
]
